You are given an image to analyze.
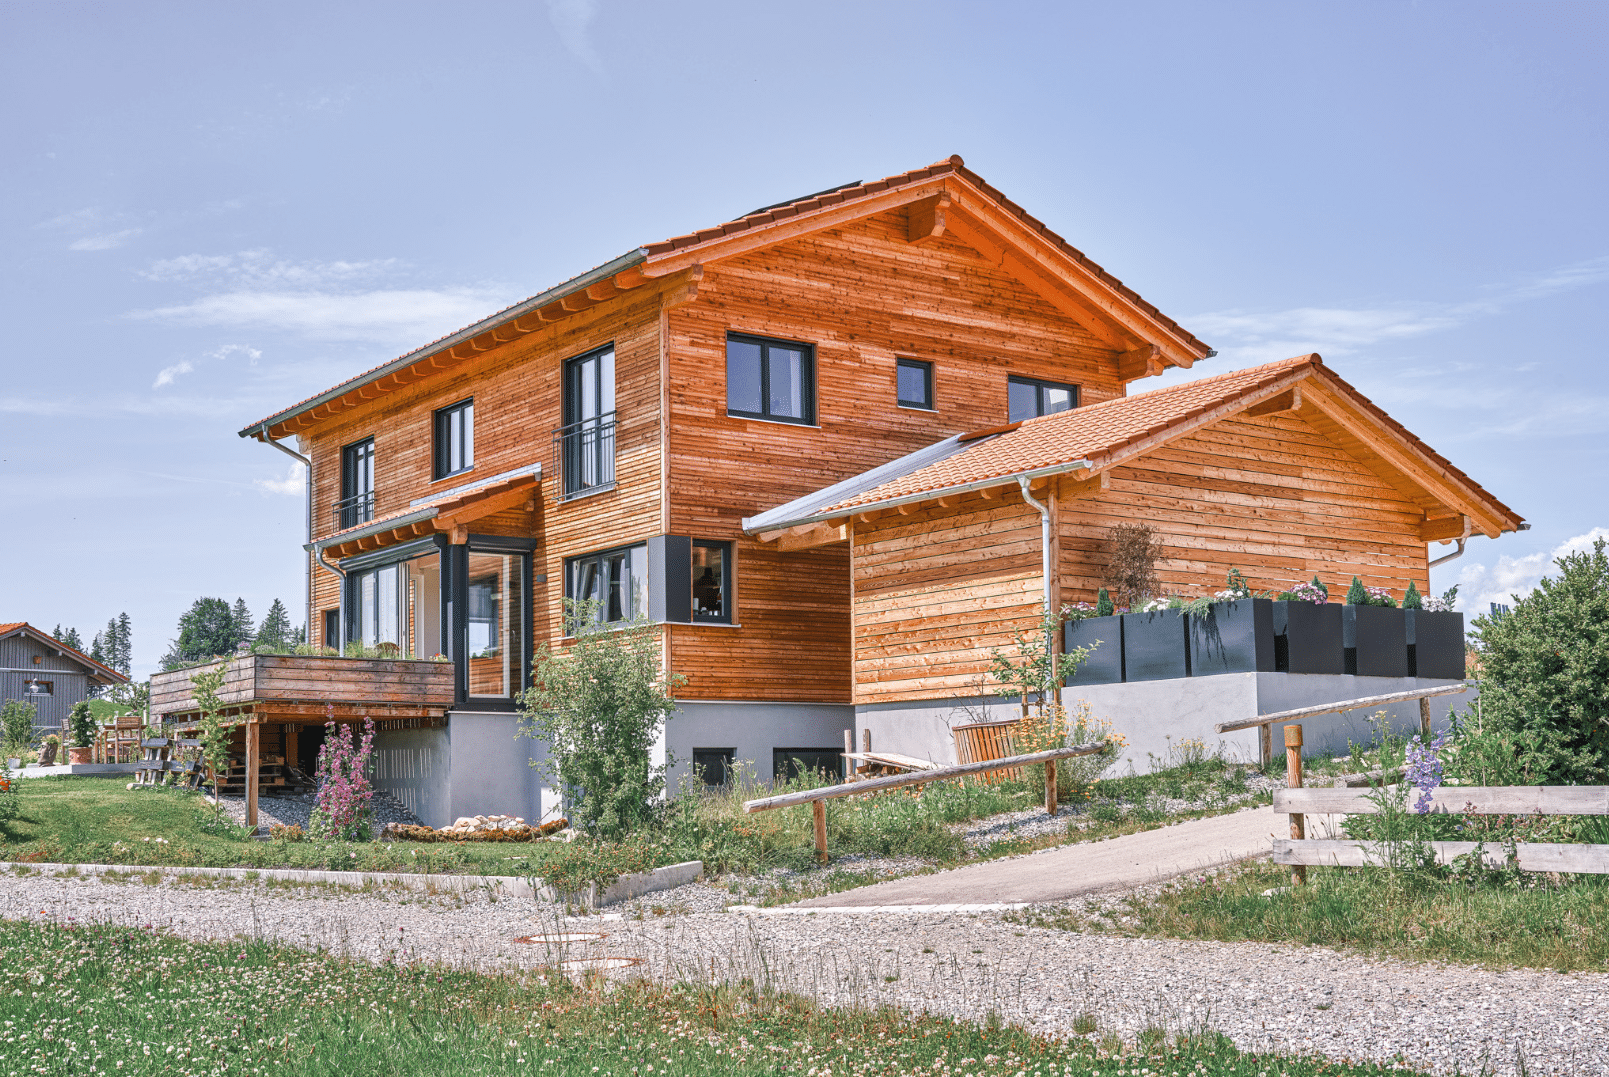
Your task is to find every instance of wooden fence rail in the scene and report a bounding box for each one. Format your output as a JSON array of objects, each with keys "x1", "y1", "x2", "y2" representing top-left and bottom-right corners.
[
  {"x1": 1272, "y1": 838, "x2": 1609, "y2": 874},
  {"x1": 744, "y1": 741, "x2": 1107, "y2": 862},
  {"x1": 1215, "y1": 683, "x2": 1471, "y2": 764},
  {"x1": 1274, "y1": 786, "x2": 1609, "y2": 816}
]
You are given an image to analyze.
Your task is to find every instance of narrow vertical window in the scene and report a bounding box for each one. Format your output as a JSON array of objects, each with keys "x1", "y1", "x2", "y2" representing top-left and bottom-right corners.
[
  {"x1": 691, "y1": 540, "x2": 732, "y2": 623},
  {"x1": 726, "y1": 333, "x2": 815, "y2": 424},
  {"x1": 559, "y1": 346, "x2": 616, "y2": 497},
  {"x1": 433, "y1": 398, "x2": 474, "y2": 480},
  {"x1": 896, "y1": 358, "x2": 934, "y2": 410},
  {"x1": 1006, "y1": 376, "x2": 1079, "y2": 422},
  {"x1": 339, "y1": 437, "x2": 375, "y2": 528}
]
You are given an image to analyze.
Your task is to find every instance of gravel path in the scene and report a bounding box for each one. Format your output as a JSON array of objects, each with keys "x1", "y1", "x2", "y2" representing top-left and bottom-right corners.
[
  {"x1": 213, "y1": 789, "x2": 423, "y2": 836},
  {"x1": 3, "y1": 872, "x2": 1603, "y2": 1075}
]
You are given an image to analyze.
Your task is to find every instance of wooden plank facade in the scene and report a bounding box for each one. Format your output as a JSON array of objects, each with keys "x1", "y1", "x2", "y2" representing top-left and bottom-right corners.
[{"x1": 0, "y1": 623, "x2": 127, "y2": 738}]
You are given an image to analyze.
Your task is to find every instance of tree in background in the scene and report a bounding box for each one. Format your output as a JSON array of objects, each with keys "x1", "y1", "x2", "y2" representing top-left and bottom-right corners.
[
  {"x1": 1463, "y1": 537, "x2": 1609, "y2": 784},
  {"x1": 232, "y1": 599, "x2": 255, "y2": 648},
  {"x1": 52, "y1": 625, "x2": 85, "y2": 651},
  {"x1": 255, "y1": 600, "x2": 294, "y2": 651},
  {"x1": 162, "y1": 598, "x2": 248, "y2": 669},
  {"x1": 1103, "y1": 523, "x2": 1161, "y2": 610}
]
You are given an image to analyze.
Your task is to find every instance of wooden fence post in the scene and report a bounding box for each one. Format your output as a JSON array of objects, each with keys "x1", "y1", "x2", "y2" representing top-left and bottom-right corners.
[
  {"x1": 1260, "y1": 723, "x2": 1273, "y2": 769},
  {"x1": 245, "y1": 718, "x2": 260, "y2": 832},
  {"x1": 843, "y1": 728, "x2": 853, "y2": 783},
  {"x1": 1044, "y1": 758, "x2": 1058, "y2": 816},
  {"x1": 1285, "y1": 723, "x2": 1305, "y2": 885},
  {"x1": 1419, "y1": 696, "x2": 1432, "y2": 742},
  {"x1": 812, "y1": 798, "x2": 827, "y2": 863}
]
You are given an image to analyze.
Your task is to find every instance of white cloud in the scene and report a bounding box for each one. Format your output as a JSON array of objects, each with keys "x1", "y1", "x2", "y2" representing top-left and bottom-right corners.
[
  {"x1": 255, "y1": 461, "x2": 307, "y2": 497},
  {"x1": 141, "y1": 249, "x2": 398, "y2": 288},
  {"x1": 70, "y1": 229, "x2": 143, "y2": 251},
  {"x1": 1455, "y1": 527, "x2": 1609, "y2": 616},
  {"x1": 546, "y1": 0, "x2": 603, "y2": 72},
  {"x1": 133, "y1": 287, "x2": 506, "y2": 344},
  {"x1": 152, "y1": 360, "x2": 194, "y2": 388}
]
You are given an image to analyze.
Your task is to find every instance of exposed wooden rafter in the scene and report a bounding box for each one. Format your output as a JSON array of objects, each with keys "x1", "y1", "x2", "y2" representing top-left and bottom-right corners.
[
  {"x1": 906, "y1": 191, "x2": 949, "y2": 245},
  {"x1": 1247, "y1": 385, "x2": 1302, "y2": 416}
]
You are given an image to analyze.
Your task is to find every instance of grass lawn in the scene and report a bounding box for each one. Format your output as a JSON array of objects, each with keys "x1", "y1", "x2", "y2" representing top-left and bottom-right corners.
[
  {"x1": 1016, "y1": 860, "x2": 1609, "y2": 972},
  {"x1": 0, "y1": 752, "x2": 1272, "y2": 893},
  {"x1": 0, "y1": 918, "x2": 1426, "y2": 1077}
]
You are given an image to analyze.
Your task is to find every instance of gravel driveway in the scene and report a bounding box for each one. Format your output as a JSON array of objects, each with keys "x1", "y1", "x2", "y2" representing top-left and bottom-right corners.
[{"x1": 3, "y1": 872, "x2": 1603, "y2": 1076}]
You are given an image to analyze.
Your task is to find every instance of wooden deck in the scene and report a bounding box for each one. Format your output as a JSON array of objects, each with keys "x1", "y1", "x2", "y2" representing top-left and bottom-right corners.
[{"x1": 150, "y1": 654, "x2": 455, "y2": 725}]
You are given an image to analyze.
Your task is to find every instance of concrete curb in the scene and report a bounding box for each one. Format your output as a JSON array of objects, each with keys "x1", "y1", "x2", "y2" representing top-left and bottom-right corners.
[
  {"x1": 1, "y1": 859, "x2": 703, "y2": 908},
  {"x1": 11, "y1": 764, "x2": 141, "y2": 778},
  {"x1": 728, "y1": 902, "x2": 1028, "y2": 915}
]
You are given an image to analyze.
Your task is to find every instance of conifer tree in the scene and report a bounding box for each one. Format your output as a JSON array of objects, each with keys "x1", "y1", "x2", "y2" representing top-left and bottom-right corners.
[
  {"x1": 115, "y1": 613, "x2": 132, "y2": 675},
  {"x1": 63, "y1": 627, "x2": 84, "y2": 652},
  {"x1": 89, "y1": 632, "x2": 106, "y2": 666},
  {"x1": 232, "y1": 599, "x2": 254, "y2": 647},
  {"x1": 1311, "y1": 575, "x2": 1329, "y2": 599},
  {"x1": 1402, "y1": 581, "x2": 1422, "y2": 609},
  {"x1": 1345, "y1": 576, "x2": 1368, "y2": 606},
  {"x1": 52, "y1": 625, "x2": 64, "y2": 642},
  {"x1": 1095, "y1": 588, "x2": 1115, "y2": 617},
  {"x1": 256, "y1": 599, "x2": 293, "y2": 650}
]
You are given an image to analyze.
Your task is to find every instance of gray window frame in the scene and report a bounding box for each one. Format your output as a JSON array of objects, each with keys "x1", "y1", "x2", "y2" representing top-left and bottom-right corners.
[
  {"x1": 726, "y1": 332, "x2": 817, "y2": 425},
  {"x1": 896, "y1": 357, "x2": 934, "y2": 410}
]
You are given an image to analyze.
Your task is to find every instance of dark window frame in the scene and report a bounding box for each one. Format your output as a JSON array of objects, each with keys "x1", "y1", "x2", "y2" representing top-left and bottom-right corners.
[
  {"x1": 773, "y1": 748, "x2": 845, "y2": 784},
  {"x1": 1007, "y1": 376, "x2": 1079, "y2": 422},
  {"x1": 432, "y1": 398, "x2": 474, "y2": 481},
  {"x1": 558, "y1": 345, "x2": 617, "y2": 498},
  {"x1": 339, "y1": 436, "x2": 376, "y2": 528},
  {"x1": 691, "y1": 539, "x2": 734, "y2": 624},
  {"x1": 322, "y1": 609, "x2": 339, "y2": 649},
  {"x1": 563, "y1": 540, "x2": 649, "y2": 634},
  {"x1": 896, "y1": 357, "x2": 934, "y2": 410},
  {"x1": 692, "y1": 748, "x2": 737, "y2": 788},
  {"x1": 726, "y1": 332, "x2": 817, "y2": 425},
  {"x1": 23, "y1": 679, "x2": 53, "y2": 697}
]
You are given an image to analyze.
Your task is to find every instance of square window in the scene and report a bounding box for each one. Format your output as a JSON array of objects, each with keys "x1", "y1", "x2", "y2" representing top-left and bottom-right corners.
[
  {"x1": 565, "y1": 543, "x2": 648, "y2": 631},
  {"x1": 727, "y1": 333, "x2": 815, "y2": 424},
  {"x1": 896, "y1": 358, "x2": 933, "y2": 409},
  {"x1": 433, "y1": 398, "x2": 474, "y2": 480},
  {"x1": 692, "y1": 748, "x2": 736, "y2": 788},
  {"x1": 1007, "y1": 376, "x2": 1079, "y2": 422},
  {"x1": 691, "y1": 540, "x2": 732, "y2": 623},
  {"x1": 773, "y1": 748, "x2": 844, "y2": 784}
]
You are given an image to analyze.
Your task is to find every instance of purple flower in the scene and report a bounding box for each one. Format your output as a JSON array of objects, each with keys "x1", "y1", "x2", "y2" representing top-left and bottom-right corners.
[{"x1": 1404, "y1": 731, "x2": 1448, "y2": 813}]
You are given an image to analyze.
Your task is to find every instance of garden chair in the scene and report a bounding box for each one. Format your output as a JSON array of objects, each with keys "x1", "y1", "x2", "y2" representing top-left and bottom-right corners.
[
  {"x1": 104, "y1": 717, "x2": 145, "y2": 764},
  {"x1": 133, "y1": 737, "x2": 170, "y2": 787}
]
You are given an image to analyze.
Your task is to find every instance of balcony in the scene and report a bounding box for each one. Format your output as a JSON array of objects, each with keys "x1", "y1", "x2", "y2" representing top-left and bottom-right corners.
[
  {"x1": 553, "y1": 412, "x2": 615, "y2": 501},
  {"x1": 333, "y1": 490, "x2": 375, "y2": 530}
]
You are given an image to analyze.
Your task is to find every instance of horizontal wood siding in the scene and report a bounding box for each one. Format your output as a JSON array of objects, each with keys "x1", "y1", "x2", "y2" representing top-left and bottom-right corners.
[
  {"x1": 669, "y1": 211, "x2": 1129, "y2": 700},
  {"x1": 852, "y1": 494, "x2": 1043, "y2": 705},
  {"x1": 1056, "y1": 411, "x2": 1430, "y2": 605},
  {"x1": 150, "y1": 656, "x2": 456, "y2": 717}
]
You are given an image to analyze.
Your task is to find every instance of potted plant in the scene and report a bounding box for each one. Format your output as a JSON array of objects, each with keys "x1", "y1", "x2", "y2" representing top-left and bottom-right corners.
[
  {"x1": 1402, "y1": 583, "x2": 1465, "y2": 679},
  {"x1": 39, "y1": 734, "x2": 59, "y2": 767},
  {"x1": 1342, "y1": 577, "x2": 1408, "y2": 677},
  {"x1": 1189, "y1": 570, "x2": 1276, "y2": 676},
  {"x1": 1272, "y1": 577, "x2": 1344, "y2": 674},
  {"x1": 1121, "y1": 598, "x2": 1191, "y2": 681},
  {"x1": 1063, "y1": 589, "x2": 1124, "y2": 685},
  {"x1": 67, "y1": 701, "x2": 96, "y2": 765}
]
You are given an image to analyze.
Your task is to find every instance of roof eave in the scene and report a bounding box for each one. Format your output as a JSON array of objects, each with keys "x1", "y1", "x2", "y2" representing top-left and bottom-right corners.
[{"x1": 306, "y1": 507, "x2": 441, "y2": 552}]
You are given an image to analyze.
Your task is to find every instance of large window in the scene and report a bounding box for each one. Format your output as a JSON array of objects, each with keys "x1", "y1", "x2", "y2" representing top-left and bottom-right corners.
[
  {"x1": 559, "y1": 346, "x2": 616, "y2": 498},
  {"x1": 1007, "y1": 376, "x2": 1078, "y2": 422},
  {"x1": 338, "y1": 437, "x2": 375, "y2": 529},
  {"x1": 433, "y1": 398, "x2": 474, "y2": 480},
  {"x1": 692, "y1": 540, "x2": 732, "y2": 623},
  {"x1": 566, "y1": 542, "x2": 648, "y2": 631},
  {"x1": 346, "y1": 549, "x2": 442, "y2": 660},
  {"x1": 896, "y1": 358, "x2": 934, "y2": 410},
  {"x1": 727, "y1": 333, "x2": 815, "y2": 424},
  {"x1": 467, "y1": 551, "x2": 523, "y2": 698}
]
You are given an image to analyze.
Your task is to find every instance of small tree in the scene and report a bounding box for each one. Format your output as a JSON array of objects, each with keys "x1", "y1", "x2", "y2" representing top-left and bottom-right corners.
[
  {"x1": 67, "y1": 702, "x2": 97, "y2": 749},
  {"x1": 164, "y1": 598, "x2": 248, "y2": 669},
  {"x1": 256, "y1": 599, "x2": 294, "y2": 651},
  {"x1": 518, "y1": 600, "x2": 683, "y2": 840},
  {"x1": 1402, "y1": 581, "x2": 1423, "y2": 609},
  {"x1": 1345, "y1": 576, "x2": 1369, "y2": 606},
  {"x1": 232, "y1": 599, "x2": 255, "y2": 648},
  {"x1": 1, "y1": 701, "x2": 37, "y2": 757},
  {"x1": 191, "y1": 666, "x2": 234, "y2": 817},
  {"x1": 1095, "y1": 588, "x2": 1115, "y2": 617},
  {"x1": 1104, "y1": 523, "x2": 1161, "y2": 610},
  {"x1": 1469, "y1": 537, "x2": 1609, "y2": 783}
]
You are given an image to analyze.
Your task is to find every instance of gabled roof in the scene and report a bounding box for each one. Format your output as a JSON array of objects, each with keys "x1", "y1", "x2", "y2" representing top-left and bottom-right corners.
[
  {"x1": 0, "y1": 622, "x2": 129, "y2": 684},
  {"x1": 744, "y1": 355, "x2": 1525, "y2": 539},
  {"x1": 242, "y1": 155, "x2": 1213, "y2": 442}
]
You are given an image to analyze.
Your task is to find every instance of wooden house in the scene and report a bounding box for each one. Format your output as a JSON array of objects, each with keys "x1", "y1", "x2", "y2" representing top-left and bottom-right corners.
[
  {"x1": 202, "y1": 155, "x2": 1521, "y2": 826},
  {"x1": 0, "y1": 622, "x2": 129, "y2": 739}
]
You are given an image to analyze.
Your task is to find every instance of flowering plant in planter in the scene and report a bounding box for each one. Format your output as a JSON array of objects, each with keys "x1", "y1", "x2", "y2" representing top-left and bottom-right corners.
[
  {"x1": 309, "y1": 711, "x2": 377, "y2": 842},
  {"x1": 1278, "y1": 580, "x2": 1329, "y2": 604},
  {"x1": 1423, "y1": 585, "x2": 1458, "y2": 613}
]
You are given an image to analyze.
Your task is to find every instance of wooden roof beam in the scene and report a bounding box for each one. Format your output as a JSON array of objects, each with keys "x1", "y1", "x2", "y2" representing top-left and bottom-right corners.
[
  {"x1": 1246, "y1": 385, "x2": 1302, "y2": 417},
  {"x1": 777, "y1": 522, "x2": 847, "y2": 551},
  {"x1": 1117, "y1": 344, "x2": 1162, "y2": 381},
  {"x1": 1059, "y1": 469, "x2": 1109, "y2": 501},
  {"x1": 585, "y1": 281, "x2": 620, "y2": 302},
  {"x1": 906, "y1": 191, "x2": 949, "y2": 245},
  {"x1": 1421, "y1": 514, "x2": 1470, "y2": 542}
]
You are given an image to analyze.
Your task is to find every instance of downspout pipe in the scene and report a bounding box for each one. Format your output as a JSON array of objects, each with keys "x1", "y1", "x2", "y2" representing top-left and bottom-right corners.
[
  {"x1": 1427, "y1": 516, "x2": 1473, "y2": 570},
  {"x1": 1017, "y1": 477, "x2": 1055, "y2": 701},
  {"x1": 254, "y1": 424, "x2": 321, "y2": 646}
]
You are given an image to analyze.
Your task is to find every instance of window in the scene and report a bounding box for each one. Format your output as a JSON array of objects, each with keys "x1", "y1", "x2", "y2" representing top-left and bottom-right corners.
[
  {"x1": 692, "y1": 748, "x2": 736, "y2": 788},
  {"x1": 1007, "y1": 377, "x2": 1078, "y2": 422},
  {"x1": 773, "y1": 748, "x2": 844, "y2": 783},
  {"x1": 566, "y1": 542, "x2": 648, "y2": 630},
  {"x1": 345, "y1": 549, "x2": 442, "y2": 661},
  {"x1": 896, "y1": 358, "x2": 933, "y2": 410},
  {"x1": 339, "y1": 437, "x2": 375, "y2": 528},
  {"x1": 433, "y1": 398, "x2": 474, "y2": 480},
  {"x1": 322, "y1": 609, "x2": 339, "y2": 649},
  {"x1": 467, "y1": 551, "x2": 523, "y2": 698},
  {"x1": 22, "y1": 679, "x2": 52, "y2": 697},
  {"x1": 559, "y1": 347, "x2": 616, "y2": 497},
  {"x1": 691, "y1": 540, "x2": 732, "y2": 623},
  {"x1": 727, "y1": 333, "x2": 815, "y2": 424}
]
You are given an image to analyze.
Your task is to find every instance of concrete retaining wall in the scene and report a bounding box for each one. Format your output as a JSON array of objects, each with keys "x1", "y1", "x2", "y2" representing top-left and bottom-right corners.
[{"x1": 664, "y1": 700, "x2": 854, "y2": 789}]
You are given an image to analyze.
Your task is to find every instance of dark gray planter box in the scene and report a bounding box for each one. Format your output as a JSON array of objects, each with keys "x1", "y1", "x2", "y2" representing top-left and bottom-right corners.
[
  {"x1": 1189, "y1": 599, "x2": 1275, "y2": 676},
  {"x1": 1273, "y1": 601, "x2": 1344, "y2": 675},
  {"x1": 1064, "y1": 615, "x2": 1124, "y2": 685},
  {"x1": 1120, "y1": 609, "x2": 1189, "y2": 681},
  {"x1": 1343, "y1": 604, "x2": 1409, "y2": 678},
  {"x1": 1406, "y1": 609, "x2": 1465, "y2": 679}
]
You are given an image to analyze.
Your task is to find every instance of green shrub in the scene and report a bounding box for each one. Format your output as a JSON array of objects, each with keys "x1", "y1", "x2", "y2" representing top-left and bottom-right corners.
[
  {"x1": 1, "y1": 700, "x2": 37, "y2": 756},
  {"x1": 1469, "y1": 537, "x2": 1609, "y2": 783},
  {"x1": 67, "y1": 701, "x2": 97, "y2": 749}
]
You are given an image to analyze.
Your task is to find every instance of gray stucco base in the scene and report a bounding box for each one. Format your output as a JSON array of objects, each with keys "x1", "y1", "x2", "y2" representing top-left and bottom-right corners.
[
  {"x1": 856, "y1": 674, "x2": 1474, "y2": 777},
  {"x1": 372, "y1": 701, "x2": 853, "y2": 828}
]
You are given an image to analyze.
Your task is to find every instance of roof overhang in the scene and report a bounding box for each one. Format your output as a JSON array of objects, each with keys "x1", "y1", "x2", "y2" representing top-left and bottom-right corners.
[
  {"x1": 308, "y1": 464, "x2": 541, "y2": 560},
  {"x1": 0, "y1": 623, "x2": 129, "y2": 684}
]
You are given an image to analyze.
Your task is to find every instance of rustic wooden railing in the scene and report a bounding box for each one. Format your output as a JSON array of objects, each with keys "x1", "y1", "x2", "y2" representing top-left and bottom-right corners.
[
  {"x1": 1271, "y1": 781, "x2": 1609, "y2": 875},
  {"x1": 1214, "y1": 683, "x2": 1471, "y2": 764},
  {"x1": 743, "y1": 741, "x2": 1107, "y2": 863}
]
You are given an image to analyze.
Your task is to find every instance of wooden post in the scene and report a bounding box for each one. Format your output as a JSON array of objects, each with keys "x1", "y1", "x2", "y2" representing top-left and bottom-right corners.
[
  {"x1": 843, "y1": 728, "x2": 853, "y2": 783},
  {"x1": 862, "y1": 727, "x2": 871, "y2": 754},
  {"x1": 1285, "y1": 723, "x2": 1305, "y2": 885},
  {"x1": 1419, "y1": 697, "x2": 1432, "y2": 742},
  {"x1": 811, "y1": 798, "x2": 827, "y2": 863},
  {"x1": 1260, "y1": 722, "x2": 1273, "y2": 769},
  {"x1": 245, "y1": 718, "x2": 260, "y2": 832},
  {"x1": 1044, "y1": 758, "x2": 1057, "y2": 816}
]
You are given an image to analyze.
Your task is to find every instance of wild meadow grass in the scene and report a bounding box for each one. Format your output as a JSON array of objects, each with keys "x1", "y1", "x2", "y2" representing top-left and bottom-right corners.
[
  {"x1": 1017, "y1": 860, "x2": 1609, "y2": 972},
  {"x1": 0, "y1": 917, "x2": 1424, "y2": 1076}
]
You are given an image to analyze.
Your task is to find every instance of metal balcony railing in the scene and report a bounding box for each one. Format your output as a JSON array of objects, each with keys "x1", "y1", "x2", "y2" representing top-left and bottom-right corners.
[
  {"x1": 552, "y1": 412, "x2": 616, "y2": 500},
  {"x1": 333, "y1": 491, "x2": 375, "y2": 530}
]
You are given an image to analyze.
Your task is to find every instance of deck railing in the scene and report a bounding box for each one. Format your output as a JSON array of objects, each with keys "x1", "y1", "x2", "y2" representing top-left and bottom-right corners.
[
  {"x1": 332, "y1": 490, "x2": 375, "y2": 530},
  {"x1": 552, "y1": 412, "x2": 615, "y2": 500}
]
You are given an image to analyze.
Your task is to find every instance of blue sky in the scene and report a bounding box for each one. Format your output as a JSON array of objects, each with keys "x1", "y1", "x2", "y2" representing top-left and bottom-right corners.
[{"x1": 2, "y1": 1, "x2": 1605, "y2": 679}]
